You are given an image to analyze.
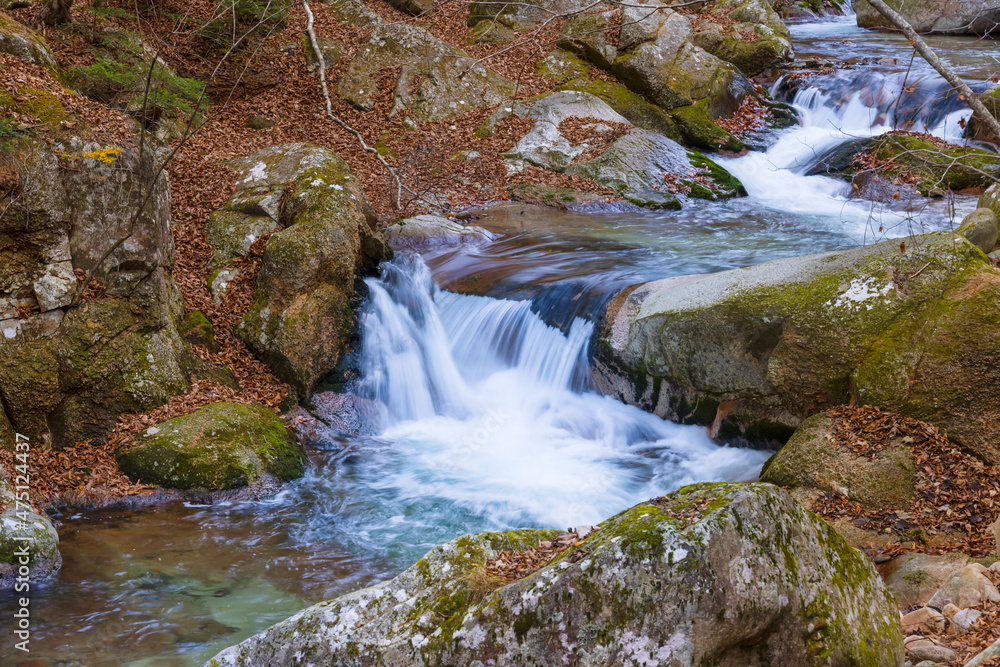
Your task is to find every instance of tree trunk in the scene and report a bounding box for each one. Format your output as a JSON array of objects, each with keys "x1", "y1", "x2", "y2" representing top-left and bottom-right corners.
[{"x1": 863, "y1": 0, "x2": 1000, "y2": 143}]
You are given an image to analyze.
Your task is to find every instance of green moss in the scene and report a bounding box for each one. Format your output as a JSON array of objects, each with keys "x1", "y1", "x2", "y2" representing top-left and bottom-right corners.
[
  {"x1": 198, "y1": 0, "x2": 290, "y2": 47},
  {"x1": 684, "y1": 151, "x2": 748, "y2": 199},
  {"x1": 670, "y1": 99, "x2": 744, "y2": 152},
  {"x1": 0, "y1": 87, "x2": 68, "y2": 129},
  {"x1": 558, "y1": 77, "x2": 683, "y2": 141},
  {"x1": 867, "y1": 133, "x2": 1000, "y2": 194},
  {"x1": 178, "y1": 310, "x2": 220, "y2": 353},
  {"x1": 116, "y1": 401, "x2": 306, "y2": 490}
]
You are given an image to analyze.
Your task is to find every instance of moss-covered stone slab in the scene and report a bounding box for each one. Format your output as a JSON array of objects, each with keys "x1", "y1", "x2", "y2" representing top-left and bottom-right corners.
[
  {"x1": 0, "y1": 12, "x2": 56, "y2": 68},
  {"x1": 760, "y1": 413, "x2": 916, "y2": 510},
  {"x1": 593, "y1": 228, "x2": 1000, "y2": 461},
  {"x1": 219, "y1": 144, "x2": 387, "y2": 395},
  {"x1": 117, "y1": 401, "x2": 307, "y2": 491},
  {"x1": 0, "y1": 469, "x2": 61, "y2": 589},
  {"x1": 206, "y1": 482, "x2": 903, "y2": 666},
  {"x1": 337, "y1": 24, "x2": 514, "y2": 123},
  {"x1": 692, "y1": 0, "x2": 793, "y2": 76}
]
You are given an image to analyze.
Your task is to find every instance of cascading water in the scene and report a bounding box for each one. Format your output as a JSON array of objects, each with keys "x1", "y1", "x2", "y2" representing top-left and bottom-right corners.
[{"x1": 332, "y1": 252, "x2": 771, "y2": 533}]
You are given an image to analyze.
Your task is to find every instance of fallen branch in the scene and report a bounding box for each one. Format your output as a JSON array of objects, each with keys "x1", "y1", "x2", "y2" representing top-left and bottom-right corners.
[
  {"x1": 864, "y1": 0, "x2": 1000, "y2": 142},
  {"x1": 302, "y1": 0, "x2": 424, "y2": 211}
]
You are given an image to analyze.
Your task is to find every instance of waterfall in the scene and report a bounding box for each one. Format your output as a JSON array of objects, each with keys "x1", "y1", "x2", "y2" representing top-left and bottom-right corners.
[{"x1": 329, "y1": 252, "x2": 772, "y2": 532}]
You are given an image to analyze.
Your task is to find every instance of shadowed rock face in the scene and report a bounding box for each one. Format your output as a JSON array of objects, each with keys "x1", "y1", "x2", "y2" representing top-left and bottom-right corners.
[
  {"x1": 591, "y1": 227, "x2": 1000, "y2": 462},
  {"x1": 207, "y1": 482, "x2": 903, "y2": 667}
]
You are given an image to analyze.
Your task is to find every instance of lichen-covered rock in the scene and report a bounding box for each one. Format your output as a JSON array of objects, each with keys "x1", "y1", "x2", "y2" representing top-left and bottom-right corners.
[
  {"x1": 217, "y1": 144, "x2": 386, "y2": 395},
  {"x1": 692, "y1": 0, "x2": 793, "y2": 76},
  {"x1": 0, "y1": 135, "x2": 195, "y2": 447},
  {"x1": 853, "y1": 0, "x2": 1000, "y2": 34},
  {"x1": 116, "y1": 401, "x2": 307, "y2": 491},
  {"x1": 326, "y1": 0, "x2": 381, "y2": 25},
  {"x1": 760, "y1": 413, "x2": 915, "y2": 510},
  {"x1": 966, "y1": 86, "x2": 999, "y2": 143},
  {"x1": 957, "y1": 208, "x2": 999, "y2": 255},
  {"x1": 468, "y1": 0, "x2": 593, "y2": 32},
  {"x1": 338, "y1": 24, "x2": 514, "y2": 123},
  {"x1": 927, "y1": 563, "x2": 1000, "y2": 610},
  {"x1": 0, "y1": 12, "x2": 56, "y2": 68},
  {"x1": 979, "y1": 183, "x2": 1000, "y2": 221},
  {"x1": 592, "y1": 229, "x2": 1000, "y2": 462},
  {"x1": 207, "y1": 482, "x2": 903, "y2": 666},
  {"x1": 385, "y1": 0, "x2": 433, "y2": 16},
  {"x1": 0, "y1": 469, "x2": 60, "y2": 589},
  {"x1": 385, "y1": 215, "x2": 494, "y2": 248}
]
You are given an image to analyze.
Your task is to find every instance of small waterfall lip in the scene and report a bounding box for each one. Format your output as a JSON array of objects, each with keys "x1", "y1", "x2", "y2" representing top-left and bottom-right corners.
[{"x1": 309, "y1": 252, "x2": 773, "y2": 532}]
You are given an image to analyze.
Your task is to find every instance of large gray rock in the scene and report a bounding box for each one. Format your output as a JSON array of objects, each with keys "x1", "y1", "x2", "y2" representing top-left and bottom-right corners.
[
  {"x1": 878, "y1": 552, "x2": 969, "y2": 608},
  {"x1": 853, "y1": 0, "x2": 1000, "y2": 34},
  {"x1": 207, "y1": 483, "x2": 903, "y2": 666},
  {"x1": 385, "y1": 215, "x2": 494, "y2": 248},
  {"x1": 219, "y1": 144, "x2": 387, "y2": 396},
  {"x1": 0, "y1": 468, "x2": 61, "y2": 589},
  {"x1": 338, "y1": 24, "x2": 514, "y2": 123},
  {"x1": 503, "y1": 91, "x2": 746, "y2": 208},
  {"x1": 0, "y1": 134, "x2": 195, "y2": 448},
  {"x1": 691, "y1": 0, "x2": 793, "y2": 76},
  {"x1": 592, "y1": 229, "x2": 1000, "y2": 461}
]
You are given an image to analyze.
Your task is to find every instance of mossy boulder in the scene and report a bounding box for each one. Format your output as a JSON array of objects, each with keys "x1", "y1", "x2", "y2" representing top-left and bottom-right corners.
[
  {"x1": 760, "y1": 413, "x2": 916, "y2": 510},
  {"x1": 966, "y1": 86, "x2": 999, "y2": 143},
  {"x1": 217, "y1": 144, "x2": 386, "y2": 396},
  {"x1": 956, "y1": 207, "x2": 999, "y2": 255},
  {"x1": 117, "y1": 402, "x2": 306, "y2": 491},
  {"x1": 179, "y1": 310, "x2": 220, "y2": 353},
  {"x1": 593, "y1": 229, "x2": 1000, "y2": 462},
  {"x1": 859, "y1": 134, "x2": 1000, "y2": 196},
  {"x1": 338, "y1": 24, "x2": 514, "y2": 123},
  {"x1": 692, "y1": 0, "x2": 793, "y2": 76},
  {"x1": 0, "y1": 469, "x2": 61, "y2": 588},
  {"x1": 208, "y1": 482, "x2": 903, "y2": 666},
  {"x1": 557, "y1": 76, "x2": 686, "y2": 143},
  {"x1": 384, "y1": 0, "x2": 434, "y2": 16},
  {"x1": 0, "y1": 135, "x2": 196, "y2": 447},
  {"x1": 852, "y1": 0, "x2": 1000, "y2": 34},
  {"x1": 468, "y1": 0, "x2": 593, "y2": 32},
  {"x1": 0, "y1": 12, "x2": 56, "y2": 68},
  {"x1": 980, "y1": 183, "x2": 1000, "y2": 219},
  {"x1": 670, "y1": 98, "x2": 745, "y2": 151}
]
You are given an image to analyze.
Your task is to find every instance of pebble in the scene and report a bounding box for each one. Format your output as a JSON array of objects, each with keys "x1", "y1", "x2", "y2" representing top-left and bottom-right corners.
[
  {"x1": 901, "y1": 607, "x2": 945, "y2": 634},
  {"x1": 942, "y1": 603, "x2": 960, "y2": 620},
  {"x1": 904, "y1": 635, "x2": 956, "y2": 664},
  {"x1": 952, "y1": 607, "x2": 983, "y2": 633}
]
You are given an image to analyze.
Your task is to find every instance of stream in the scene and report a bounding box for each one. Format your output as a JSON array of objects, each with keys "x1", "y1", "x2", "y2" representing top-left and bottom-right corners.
[{"x1": 3, "y1": 10, "x2": 993, "y2": 666}]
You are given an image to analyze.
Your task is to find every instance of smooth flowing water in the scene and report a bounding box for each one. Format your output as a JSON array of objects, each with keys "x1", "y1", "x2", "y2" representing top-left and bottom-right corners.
[{"x1": 5, "y1": 11, "x2": 995, "y2": 666}]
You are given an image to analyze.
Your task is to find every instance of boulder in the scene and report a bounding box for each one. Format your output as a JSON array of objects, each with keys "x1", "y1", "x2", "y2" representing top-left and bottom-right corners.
[
  {"x1": 116, "y1": 402, "x2": 307, "y2": 491},
  {"x1": 952, "y1": 607, "x2": 982, "y2": 633},
  {"x1": 385, "y1": 215, "x2": 494, "y2": 248},
  {"x1": 691, "y1": 0, "x2": 793, "y2": 76},
  {"x1": 592, "y1": 229, "x2": 1000, "y2": 461},
  {"x1": 0, "y1": 469, "x2": 60, "y2": 589},
  {"x1": 980, "y1": 183, "x2": 1000, "y2": 220},
  {"x1": 207, "y1": 483, "x2": 903, "y2": 666},
  {"x1": 927, "y1": 564, "x2": 1000, "y2": 610},
  {"x1": 966, "y1": 86, "x2": 999, "y2": 143},
  {"x1": 501, "y1": 91, "x2": 745, "y2": 208},
  {"x1": 957, "y1": 208, "x2": 999, "y2": 255},
  {"x1": 385, "y1": 0, "x2": 433, "y2": 16},
  {"x1": 326, "y1": 0, "x2": 381, "y2": 25},
  {"x1": 338, "y1": 24, "x2": 514, "y2": 123},
  {"x1": 759, "y1": 413, "x2": 916, "y2": 510},
  {"x1": 903, "y1": 636, "x2": 955, "y2": 664},
  {"x1": 209, "y1": 144, "x2": 386, "y2": 396},
  {"x1": 879, "y1": 552, "x2": 969, "y2": 608},
  {"x1": 0, "y1": 12, "x2": 56, "y2": 67},
  {"x1": 853, "y1": 0, "x2": 1000, "y2": 34},
  {"x1": 0, "y1": 134, "x2": 196, "y2": 448},
  {"x1": 468, "y1": 0, "x2": 593, "y2": 33}
]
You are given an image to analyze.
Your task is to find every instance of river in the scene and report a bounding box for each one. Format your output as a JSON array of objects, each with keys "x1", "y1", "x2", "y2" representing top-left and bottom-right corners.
[{"x1": 3, "y1": 9, "x2": 992, "y2": 666}]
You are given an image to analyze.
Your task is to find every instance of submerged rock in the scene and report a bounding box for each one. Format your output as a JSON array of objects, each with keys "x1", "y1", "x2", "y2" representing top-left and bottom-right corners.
[
  {"x1": 592, "y1": 229, "x2": 1000, "y2": 461},
  {"x1": 209, "y1": 144, "x2": 387, "y2": 396},
  {"x1": 385, "y1": 215, "x2": 494, "y2": 248},
  {"x1": 207, "y1": 482, "x2": 903, "y2": 666},
  {"x1": 853, "y1": 0, "x2": 1000, "y2": 34},
  {"x1": 117, "y1": 402, "x2": 307, "y2": 491},
  {"x1": 0, "y1": 468, "x2": 61, "y2": 589}
]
